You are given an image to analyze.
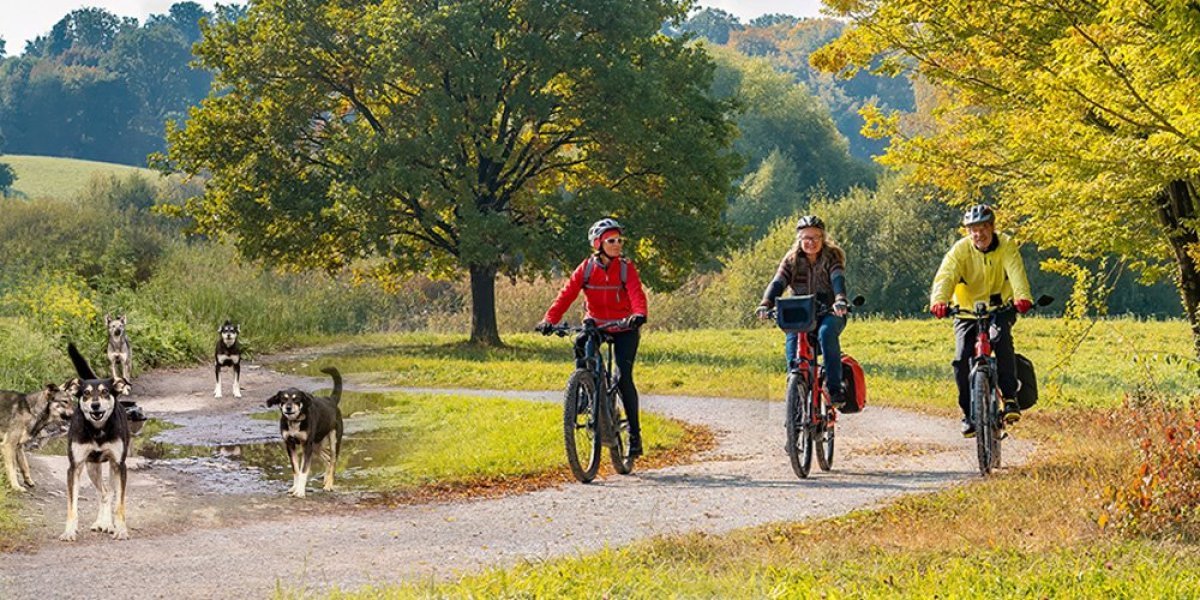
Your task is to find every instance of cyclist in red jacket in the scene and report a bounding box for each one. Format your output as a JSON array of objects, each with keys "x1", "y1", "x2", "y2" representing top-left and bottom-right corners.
[{"x1": 536, "y1": 217, "x2": 649, "y2": 457}]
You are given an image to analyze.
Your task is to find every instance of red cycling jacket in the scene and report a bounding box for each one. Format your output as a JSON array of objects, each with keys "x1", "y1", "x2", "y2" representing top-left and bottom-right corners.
[{"x1": 544, "y1": 256, "x2": 648, "y2": 327}]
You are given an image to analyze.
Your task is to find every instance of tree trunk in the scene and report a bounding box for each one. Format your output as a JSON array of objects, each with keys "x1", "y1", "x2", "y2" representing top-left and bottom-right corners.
[
  {"x1": 1156, "y1": 179, "x2": 1200, "y2": 360},
  {"x1": 468, "y1": 263, "x2": 503, "y2": 347}
]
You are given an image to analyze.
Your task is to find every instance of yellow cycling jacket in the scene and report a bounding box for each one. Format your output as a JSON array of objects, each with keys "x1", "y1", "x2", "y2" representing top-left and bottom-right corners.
[{"x1": 930, "y1": 233, "x2": 1032, "y2": 315}]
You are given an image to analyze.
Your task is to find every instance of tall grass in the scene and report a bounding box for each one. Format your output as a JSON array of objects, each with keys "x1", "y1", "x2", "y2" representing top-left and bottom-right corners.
[{"x1": 1, "y1": 154, "x2": 157, "y2": 201}]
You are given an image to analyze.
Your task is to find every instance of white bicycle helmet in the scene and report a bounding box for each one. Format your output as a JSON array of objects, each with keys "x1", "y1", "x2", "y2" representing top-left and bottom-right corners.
[
  {"x1": 588, "y1": 217, "x2": 623, "y2": 248},
  {"x1": 962, "y1": 204, "x2": 995, "y2": 226}
]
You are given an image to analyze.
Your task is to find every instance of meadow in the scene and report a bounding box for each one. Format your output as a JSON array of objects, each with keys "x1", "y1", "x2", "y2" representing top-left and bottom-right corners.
[{"x1": 2, "y1": 154, "x2": 158, "y2": 201}]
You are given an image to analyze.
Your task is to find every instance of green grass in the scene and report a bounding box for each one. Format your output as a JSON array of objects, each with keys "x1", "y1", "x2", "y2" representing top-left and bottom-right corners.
[
  {"x1": 238, "y1": 390, "x2": 687, "y2": 491},
  {"x1": 2, "y1": 154, "x2": 158, "y2": 201},
  {"x1": 282, "y1": 317, "x2": 1194, "y2": 412}
]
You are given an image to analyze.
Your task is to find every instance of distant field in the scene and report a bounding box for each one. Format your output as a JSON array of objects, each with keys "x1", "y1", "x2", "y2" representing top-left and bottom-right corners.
[{"x1": 2, "y1": 154, "x2": 158, "y2": 200}]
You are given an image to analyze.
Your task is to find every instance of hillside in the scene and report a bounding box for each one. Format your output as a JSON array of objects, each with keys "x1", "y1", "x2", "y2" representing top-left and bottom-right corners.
[{"x1": 2, "y1": 155, "x2": 159, "y2": 201}]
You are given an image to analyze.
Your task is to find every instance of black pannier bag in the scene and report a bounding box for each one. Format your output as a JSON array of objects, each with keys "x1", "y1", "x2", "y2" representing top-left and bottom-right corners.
[{"x1": 1015, "y1": 353, "x2": 1038, "y2": 410}]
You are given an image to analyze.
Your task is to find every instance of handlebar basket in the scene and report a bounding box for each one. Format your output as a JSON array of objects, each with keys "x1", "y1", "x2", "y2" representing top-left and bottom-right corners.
[{"x1": 775, "y1": 295, "x2": 817, "y2": 333}]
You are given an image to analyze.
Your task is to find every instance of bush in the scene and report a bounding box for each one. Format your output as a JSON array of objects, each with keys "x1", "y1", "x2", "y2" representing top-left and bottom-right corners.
[
  {"x1": 0, "y1": 318, "x2": 68, "y2": 390},
  {"x1": 1103, "y1": 390, "x2": 1200, "y2": 539}
]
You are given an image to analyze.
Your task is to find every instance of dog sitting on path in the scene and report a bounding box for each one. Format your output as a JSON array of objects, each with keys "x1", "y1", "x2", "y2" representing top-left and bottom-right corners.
[
  {"x1": 61, "y1": 343, "x2": 133, "y2": 541},
  {"x1": 105, "y1": 314, "x2": 132, "y2": 386},
  {"x1": 0, "y1": 384, "x2": 74, "y2": 492},
  {"x1": 266, "y1": 367, "x2": 343, "y2": 498},
  {"x1": 214, "y1": 320, "x2": 242, "y2": 398}
]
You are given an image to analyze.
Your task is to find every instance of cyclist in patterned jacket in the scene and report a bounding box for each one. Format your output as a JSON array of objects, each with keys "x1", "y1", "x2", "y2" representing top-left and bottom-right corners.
[
  {"x1": 929, "y1": 204, "x2": 1034, "y2": 437},
  {"x1": 756, "y1": 215, "x2": 851, "y2": 407},
  {"x1": 536, "y1": 217, "x2": 649, "y2": 457}
]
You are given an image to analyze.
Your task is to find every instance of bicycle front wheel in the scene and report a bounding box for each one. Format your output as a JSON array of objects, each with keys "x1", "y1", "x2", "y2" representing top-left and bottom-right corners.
[
  {"x1": 785, "y1": 373, "x2": 813, "y2": 479},
  {"x1": 816, "y1": 391, "x2": 835, "y2": 472},
  {"x1": 971, "y1": 370, "x2": 995, "y2": 476},
  {"x1": 609, "y1": 388, "x2": 634, "y2": 474},
  {"x1": 564, "y1": 369, "x2": 601, "y2": 483}
]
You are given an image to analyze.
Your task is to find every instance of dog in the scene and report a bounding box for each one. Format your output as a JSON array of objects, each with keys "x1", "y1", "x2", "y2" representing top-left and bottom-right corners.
[
  {"x1": 265, "y1": 367, "x2": 343, "y2": 498},
  {"x1": 0, "y1": 383, "x2": 74, "y2": 492},
  {"x1": 60, "y1": 342, "x2": 133, "y2": 541},
  {"x1": 105, "y1": 314, "x2": 132, "y2": 386},
  {"x1": 214, "y1": 320, "x2": 242, "y2": 398}
]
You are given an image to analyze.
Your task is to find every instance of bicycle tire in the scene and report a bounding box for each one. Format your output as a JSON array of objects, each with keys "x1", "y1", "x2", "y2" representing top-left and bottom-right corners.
[
  {"x1": 785, "y1": 373, "x2": 813, "y2": 479},
  {"x1": 816, "y1": 390, "x2": 835, "y2": 472},
  {"x1": 609, "y1": 388, "x2": 635, "y2": 474},
  {"x1": 564, "y1": 369, "x2": 601, "y2": 483},
  {"x1": 971, "y1": 370, "x2": 994, "y2": 476}
]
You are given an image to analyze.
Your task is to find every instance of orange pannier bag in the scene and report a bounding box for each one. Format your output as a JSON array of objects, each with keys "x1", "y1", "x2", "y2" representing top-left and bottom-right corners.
[{"x1": 839, "y1": 355, "x2": 866, "y2": 413}]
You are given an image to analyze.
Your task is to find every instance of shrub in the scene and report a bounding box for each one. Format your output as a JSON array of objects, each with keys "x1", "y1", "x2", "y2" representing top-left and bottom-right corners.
[{"x1": 1103, "y1": 390, "x2": 1200, "y2": 539}]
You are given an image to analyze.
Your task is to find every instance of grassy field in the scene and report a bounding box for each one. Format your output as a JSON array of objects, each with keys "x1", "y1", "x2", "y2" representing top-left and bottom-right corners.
[
  {"x1": 281, "y1": 317, "x2": 1194, "y2": 413},
  {"x1": 2, "y1": 154, "x2": 158, "y2": 201}
]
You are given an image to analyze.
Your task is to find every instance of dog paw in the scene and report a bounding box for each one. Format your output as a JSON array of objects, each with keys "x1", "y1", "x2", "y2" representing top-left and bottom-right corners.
[
  {"x1": 112, "y1": 527, "x2": 129, "y2": 540},
  {"x1": 59, "y1": 529, "x2": 77, "y2": 542},
  {"x1": 233, "y1": 391, "x2": 242, "y2": 399},
  {"x1": 9, "y1": 484, "x2": 28, "y2": 493},
  {"x1": 90, "y1": 521, "x2": 114, "y2": 533}
]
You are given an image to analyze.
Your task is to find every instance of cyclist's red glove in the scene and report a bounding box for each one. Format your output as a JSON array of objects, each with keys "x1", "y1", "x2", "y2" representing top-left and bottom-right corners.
[
  {"x1": 1014, "y1": 298, "x2": 1033, "y2": 314},
  {"x1": 930, "y1": 303, "x2": 949, "y2": 319}
]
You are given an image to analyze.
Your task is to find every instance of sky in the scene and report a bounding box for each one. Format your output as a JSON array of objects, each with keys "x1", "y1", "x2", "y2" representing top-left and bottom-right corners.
[{"x1": 0, "y1": 0, "x2": 826, "y2": 57}]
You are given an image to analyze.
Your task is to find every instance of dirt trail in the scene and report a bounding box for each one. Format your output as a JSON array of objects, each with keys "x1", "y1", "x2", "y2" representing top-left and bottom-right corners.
[{"x1": 0, "y1": 357, "x2": 1033, "y2": 599}]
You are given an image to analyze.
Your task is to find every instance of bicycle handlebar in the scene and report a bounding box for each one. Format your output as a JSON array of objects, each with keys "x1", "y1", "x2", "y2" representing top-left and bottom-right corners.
[
  {"x1": 760, "y1": 295, "x2": 865, "y2": 319},
  {"x1": 943, "y1": 294, "x2": 1054, "y2": 319},
  {"x1": 538, "y1": 319, "x2": 637, "y2": 337}
]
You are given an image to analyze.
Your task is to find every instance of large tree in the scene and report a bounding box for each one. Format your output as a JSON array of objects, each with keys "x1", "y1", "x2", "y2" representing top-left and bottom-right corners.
[
  {"x1": 162, "y1": 0, "x2": 739, "y2": 345},
  {"x1": 814, "y1": 0, "x2": 1200, "y2": 358}
]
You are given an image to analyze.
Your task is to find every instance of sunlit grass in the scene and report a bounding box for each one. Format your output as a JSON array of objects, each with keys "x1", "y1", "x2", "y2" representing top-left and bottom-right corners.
[
  {"x1": 281, "y1": 318, "x2": 1194, "y2": 411},
  {"x1": 2, "y1": 154, "x2": 157, "y2": 201}
]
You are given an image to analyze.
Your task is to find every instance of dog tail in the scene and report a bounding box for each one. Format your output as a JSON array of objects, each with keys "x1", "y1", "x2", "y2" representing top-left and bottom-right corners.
[
  {"x1": 320, "y1": 367, "x2": 342, "y2": 405},
  {"x1": 67, "y1": 342, "x2": 97, "y2": 380}
]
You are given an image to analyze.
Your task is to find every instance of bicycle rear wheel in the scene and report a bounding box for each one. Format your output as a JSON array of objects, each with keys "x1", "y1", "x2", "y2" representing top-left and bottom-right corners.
[
  {"x1": 816, "y1": 391, "x2": 835, "y2": 472},
  {"x1": 564, "y1": 369, "x2": 601, "y2": 483},
  {"x1": 785, "y1": 373, "x2": 813, "y2": 479},
  {"x1": 971, "y1": 370, "x2": 994, "y2": 476},
  {"x1": 609, "y1": 388, "x2": 634, "y2": 474}
]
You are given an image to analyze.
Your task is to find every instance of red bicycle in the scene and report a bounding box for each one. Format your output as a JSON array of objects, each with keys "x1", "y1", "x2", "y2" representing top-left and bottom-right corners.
[{"x1": 771, "y1": 294, "x2": 864, "y2": 479}]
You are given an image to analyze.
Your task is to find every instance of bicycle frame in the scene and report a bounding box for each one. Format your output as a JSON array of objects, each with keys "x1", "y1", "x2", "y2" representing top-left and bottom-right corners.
[
  {"x1": 578, "y1": 325, "x2": 620, "y2": 444},
  {"x1": 790, "y1": 329, "x2": 835, "y2": 429}
]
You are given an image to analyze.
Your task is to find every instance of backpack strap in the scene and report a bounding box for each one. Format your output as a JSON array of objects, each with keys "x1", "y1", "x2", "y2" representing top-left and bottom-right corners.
[{"x1": 581, "y1": 257, "x2": 627, "y2": 301}]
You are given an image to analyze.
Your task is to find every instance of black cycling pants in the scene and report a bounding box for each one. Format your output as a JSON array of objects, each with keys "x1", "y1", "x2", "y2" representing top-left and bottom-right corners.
[
  {"x1": 575, "y1": 329, "x2": 641, "y2": 437},
  {"x1": 952, "y1": 312, "x2": 1018, "y2": 418}
]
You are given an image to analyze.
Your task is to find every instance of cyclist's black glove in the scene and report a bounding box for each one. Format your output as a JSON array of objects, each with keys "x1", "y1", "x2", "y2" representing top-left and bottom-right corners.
[
  {"x1": 625, "y1": 314, "x2": 647, "y2": 329},
  {"x1": 534, "y1": 321, "x2": 554, "y2": 335}
]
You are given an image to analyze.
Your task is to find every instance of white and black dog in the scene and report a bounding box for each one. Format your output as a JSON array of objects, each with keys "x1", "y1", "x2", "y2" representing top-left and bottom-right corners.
[
  {"x1": 214, "y1": 320, "x2": 242, "y2": 398},
  {"x1": 61, "y1": 343, "x2": 133, "y2": 541},
  {"x1": 1, "y1": 383, "x2": 74, "y2": 492},
  {"x1": 105, "y1": 314, "x2": 132, "y2": 386},
  {"x1": 266, "y1": 368, "x2": 343, "y2": 498}
]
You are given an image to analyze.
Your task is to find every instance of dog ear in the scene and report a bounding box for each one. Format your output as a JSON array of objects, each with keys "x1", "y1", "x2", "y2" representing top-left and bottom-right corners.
[
  {"x1": 265, "y1": 392, "x2": 282, "y2": 407},
  {"x1": 105, "y1": 313, "x2": 112, "y2": 324},
  {"x1": 64, "y1": 378, "x2": 82, "y2": 398},
  {"x1": 112, "y1": 378, "x2": 132, "y2": 396},
  {"x1": 44, "y1": 382, "x2": 61, "y2": 393},
  {"x1": 120, "y1": 314, "x2": 126, "y2": 325},
  {"x1": 234, "y1": 324, "x2": 240, "y2": 333}
]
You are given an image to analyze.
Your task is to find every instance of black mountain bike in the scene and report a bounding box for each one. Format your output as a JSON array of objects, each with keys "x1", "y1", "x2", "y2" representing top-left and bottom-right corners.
[
  {"x1": 948, "y1": 295, "x2": 1052, "y2": 476},
  {"x1": 543, "y1": 319, "x2": 636, "y2": 483}
]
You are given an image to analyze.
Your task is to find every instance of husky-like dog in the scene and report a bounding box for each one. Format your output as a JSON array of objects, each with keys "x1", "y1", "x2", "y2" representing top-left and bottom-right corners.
[
  {"x1": 1, "y1": 384, "x2": 74, "y2": 491},
  {"x1": 105, "y1": 314, "x2": 132, "y2": 386},
  {"x1": 265, "y1": 367, "x2": 343, "y2": 498},
  {"x1": 61, "y1": 343, "x2": 133, "y2": 541},
  {"x1": 214, "y1": 320, "x2": 243, "y2": 398}
]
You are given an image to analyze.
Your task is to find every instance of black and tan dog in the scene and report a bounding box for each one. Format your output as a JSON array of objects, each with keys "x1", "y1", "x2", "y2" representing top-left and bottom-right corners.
[
  {"x1": 266, "y1": 367, "x2": 343, "y2": 498},
  {"x1": 1, "y1": 383, "x2": 74, "y2": 492},
  {"x1": 214, "y1": 320, "x2": 242, "y2": 398},
  {"x1": 61, "y1": 343, "x2": 133, "y2": 541},
  {"x1": 105, "y1": 314, "x2": 132, "y2": 385}
]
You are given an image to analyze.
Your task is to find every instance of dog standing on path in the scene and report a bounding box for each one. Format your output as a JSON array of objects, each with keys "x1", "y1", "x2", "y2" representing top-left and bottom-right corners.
[
  {"x1": 61, "y1": 343, "x2": 133, "y2": 541},
  {"x1": 266, "y1": 367, "x2": 343, "y2": 498},
  {"x1": 214, "y1": 320, "x2": 242, "y2": 398},
  {"x1": 1, "y1": 384, "x2": 74, "y2": 491},
  {"x1": 106, "y1": 314, "x2": 132, "y2": 386}
]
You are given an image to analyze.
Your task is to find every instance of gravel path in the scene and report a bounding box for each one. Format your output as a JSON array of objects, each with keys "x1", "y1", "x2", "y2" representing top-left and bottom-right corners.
[{"x1": 0, "y1": 360, "x2": 1033, "y2": 599}]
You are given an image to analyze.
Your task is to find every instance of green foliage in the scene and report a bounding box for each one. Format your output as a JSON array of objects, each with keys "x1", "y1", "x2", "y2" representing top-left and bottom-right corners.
[
  {"x1": 0, "y1": 162, "x2": 15, "y2": 195},
  {"x1": 709, "y1": 46, "x2": 874, "y2": 236},
  {"x1": 163, "y1": 0, "x2": 741, "y2": 344},
  {"x1": 0, "y1": 318, "x2": 68, "y2": 390},
  {"x1": 815, "y1": 0, "x2": 1200, "y2": 356},
  {"x1": 0, "y1": 4, "x2": 214, "y2": 165}
]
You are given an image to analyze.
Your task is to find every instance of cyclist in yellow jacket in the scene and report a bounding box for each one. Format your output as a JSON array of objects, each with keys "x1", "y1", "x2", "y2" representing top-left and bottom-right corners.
[{"x1": 929, "y1": 204, "x2": 1033, "y2": 438}]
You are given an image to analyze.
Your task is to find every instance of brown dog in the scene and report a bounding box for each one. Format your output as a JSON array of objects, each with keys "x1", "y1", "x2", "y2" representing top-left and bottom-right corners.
[{"x1": 0, "y1": 384, "x2": 74, "y2": 491}]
